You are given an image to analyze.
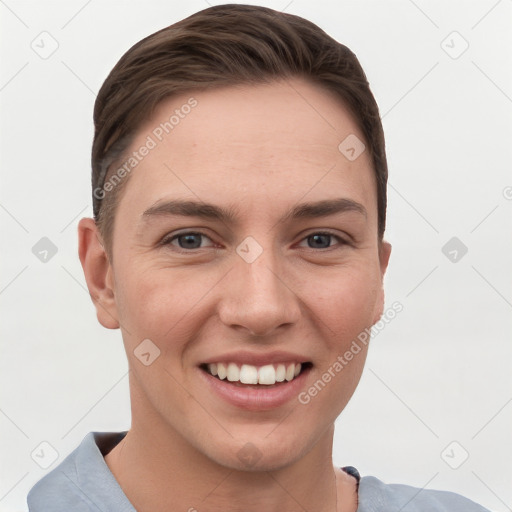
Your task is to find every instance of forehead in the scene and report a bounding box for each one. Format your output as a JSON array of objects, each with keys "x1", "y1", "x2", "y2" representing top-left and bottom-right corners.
[
  {"x1": 150, "y1": 78, "x2": 364, "y2": 160},
  {"x1": 115, "y1": 78, "x2": 376, "y2": 223}
]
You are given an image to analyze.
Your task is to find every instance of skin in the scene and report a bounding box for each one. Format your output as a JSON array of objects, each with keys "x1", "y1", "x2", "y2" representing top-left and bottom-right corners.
[{"x1": 78, "y1": 77, "x2": 391, "y2": 512}]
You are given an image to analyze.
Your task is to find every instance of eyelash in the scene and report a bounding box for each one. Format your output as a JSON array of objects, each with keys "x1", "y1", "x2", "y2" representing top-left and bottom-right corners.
[{"x1": 160, "y1": 230, "x2": 349, "y2": 252}]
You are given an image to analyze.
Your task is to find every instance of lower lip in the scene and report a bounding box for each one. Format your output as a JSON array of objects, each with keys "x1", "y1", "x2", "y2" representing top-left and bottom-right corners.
[{"x1": 199, "y1": 366, "x2": 312, "y2": 411}]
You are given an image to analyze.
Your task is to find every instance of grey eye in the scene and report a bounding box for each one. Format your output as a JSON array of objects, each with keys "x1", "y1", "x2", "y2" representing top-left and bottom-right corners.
[
  {"x1": 164, "y1": 232, "x2": 214, "y2": 250},
  {"x1": 302, "y1": 233, "x2": 345, "y2": 249}
]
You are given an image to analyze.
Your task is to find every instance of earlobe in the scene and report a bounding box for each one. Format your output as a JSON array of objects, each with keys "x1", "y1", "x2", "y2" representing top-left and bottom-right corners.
[
  {"x1": 77, "y1": 218, "x2": 120, "y2": 329},
  {"x1": 379, "y1": 240, "x2": 392, "y2": 276}
]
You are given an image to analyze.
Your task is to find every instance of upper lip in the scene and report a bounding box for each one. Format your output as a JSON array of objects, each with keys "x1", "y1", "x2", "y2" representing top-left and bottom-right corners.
[{"x1": 200, "y1": 350, "x2": 312, "y2": 367}]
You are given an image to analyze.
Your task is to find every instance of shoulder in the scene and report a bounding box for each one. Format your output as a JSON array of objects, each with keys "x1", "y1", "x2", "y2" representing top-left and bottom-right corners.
[
  {"x1": 27, "y1": 431, "x2": 133, "y2": 512},
  {"x1": 27, "y1": 432, "x2": 97, "y2": 511},
  {"x1": 357, "y1": 475, "x2": 492, "y2": 512}
]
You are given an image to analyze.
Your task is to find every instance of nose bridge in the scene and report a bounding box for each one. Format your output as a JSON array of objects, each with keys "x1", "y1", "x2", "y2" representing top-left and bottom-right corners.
[{"x1": 218, "y1": 235, "x2": 300, "y2": 336}]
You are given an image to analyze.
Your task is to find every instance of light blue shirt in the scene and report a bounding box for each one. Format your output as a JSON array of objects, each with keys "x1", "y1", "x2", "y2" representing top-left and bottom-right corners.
[{"x1": 27, "y1": 431, "x2": 492, "y2": 511}]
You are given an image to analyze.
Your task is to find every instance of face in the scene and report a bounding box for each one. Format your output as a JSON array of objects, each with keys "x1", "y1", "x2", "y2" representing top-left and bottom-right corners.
[{"x1": 87, "y1": 78, "x2": 391, "y2": 471}]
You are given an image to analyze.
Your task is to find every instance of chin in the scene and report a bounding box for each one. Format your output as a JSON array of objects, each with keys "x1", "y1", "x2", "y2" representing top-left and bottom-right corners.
[{"x1": 198, "y1": 429, "x2": 311, "y2": 473}]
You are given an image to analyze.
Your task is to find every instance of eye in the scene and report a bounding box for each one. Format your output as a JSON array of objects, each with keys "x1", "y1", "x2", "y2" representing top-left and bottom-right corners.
[
  {"x1": 162, "y1": 231, "x2": 215, "y2": 250},
  {"x1": 161, "y1": 230, "x2": 348, "y2": 252},
  {"x1": 298, "y1": 232, "x2": 347, "y2": 250}
]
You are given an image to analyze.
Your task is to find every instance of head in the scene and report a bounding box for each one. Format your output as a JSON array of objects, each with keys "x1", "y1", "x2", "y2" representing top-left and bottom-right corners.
[{"x1": 79, "y1": 4, "x2": 391, "y2": 472}]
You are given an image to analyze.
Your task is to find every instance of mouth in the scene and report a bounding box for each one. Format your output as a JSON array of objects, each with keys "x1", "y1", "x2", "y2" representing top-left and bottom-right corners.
[
  {"x1": 198, "y1": 360, "x2": 313, "y2": 410},
  {"x1": 199, "y1": 361, "x2": 313, "y2": 387}
]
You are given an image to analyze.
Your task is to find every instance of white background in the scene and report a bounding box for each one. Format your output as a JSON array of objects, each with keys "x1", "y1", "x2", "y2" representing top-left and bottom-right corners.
[{"x1": 1, "y1": 1, "x2": 511, "y2": 510}]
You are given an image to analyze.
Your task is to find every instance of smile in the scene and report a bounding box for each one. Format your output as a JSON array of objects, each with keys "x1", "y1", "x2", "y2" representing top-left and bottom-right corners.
[{"x1": 201, "y1": 362, "x2": 312, "y2": 385}]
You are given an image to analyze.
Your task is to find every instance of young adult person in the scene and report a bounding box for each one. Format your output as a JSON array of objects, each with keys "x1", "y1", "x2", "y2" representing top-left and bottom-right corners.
[{"x1": 27, "y1": 4, "x2": 491, "y2": 511}]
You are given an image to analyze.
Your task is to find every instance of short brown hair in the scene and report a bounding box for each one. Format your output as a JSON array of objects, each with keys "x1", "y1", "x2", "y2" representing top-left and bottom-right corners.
[{"x1": 91, "y1": 3, "x2": 387, "y2": 258}]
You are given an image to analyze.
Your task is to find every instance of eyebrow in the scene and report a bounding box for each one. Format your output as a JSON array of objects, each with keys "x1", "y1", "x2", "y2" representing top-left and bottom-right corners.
[{"x1": 141, "y1": 197, "x2": 367, "y2": 225}]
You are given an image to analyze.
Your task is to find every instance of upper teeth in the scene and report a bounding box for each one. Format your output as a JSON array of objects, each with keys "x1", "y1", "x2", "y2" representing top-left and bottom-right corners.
[{"x1": 207, "y1": 362, "x2": 302, "y2": 385}]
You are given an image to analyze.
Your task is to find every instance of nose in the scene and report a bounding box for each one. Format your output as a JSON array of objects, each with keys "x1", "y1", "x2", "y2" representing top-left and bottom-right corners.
[{"x1": 217, "y1": 243, "x2": 302, "y2": 338}]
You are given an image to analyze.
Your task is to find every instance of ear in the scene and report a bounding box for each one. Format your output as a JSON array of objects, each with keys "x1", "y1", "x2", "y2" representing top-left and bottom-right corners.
[
  {"x1": 77, "y1": 218, "x2": 120, "y2": 329},
  {"x1": 372, "y1": 240, "x2": 392, "y2": 324}
]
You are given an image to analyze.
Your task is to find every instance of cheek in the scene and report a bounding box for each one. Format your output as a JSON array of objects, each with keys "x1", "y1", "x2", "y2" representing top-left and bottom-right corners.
[
  {"x1": 115, "y1": 268, "x2": 218, "y2": 349},
  {"x1": 307, "y1": 262, "x2": 382, "y2": 342},
  {"x1": 294, "y1": 268, "x2": 378, "y2": 421}
]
